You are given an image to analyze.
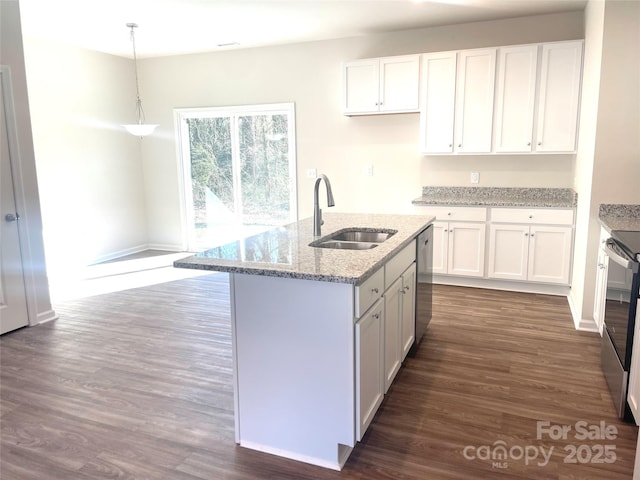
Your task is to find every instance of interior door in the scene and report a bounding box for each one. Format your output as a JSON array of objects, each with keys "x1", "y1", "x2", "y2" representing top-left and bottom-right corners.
[{"x1": 0, "y1": 70, "x2": 29, "y2": 334}]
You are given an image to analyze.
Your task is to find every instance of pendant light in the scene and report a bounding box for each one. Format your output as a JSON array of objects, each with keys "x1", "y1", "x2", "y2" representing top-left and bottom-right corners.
[{"x1": 122, "y1": 23, "x2": 158, "y2": 137}]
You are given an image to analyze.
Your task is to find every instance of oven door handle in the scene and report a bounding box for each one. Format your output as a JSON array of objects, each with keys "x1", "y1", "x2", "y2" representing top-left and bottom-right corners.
[{"x1": 606, "y1": 238, "x2": 638, "y2": 272}]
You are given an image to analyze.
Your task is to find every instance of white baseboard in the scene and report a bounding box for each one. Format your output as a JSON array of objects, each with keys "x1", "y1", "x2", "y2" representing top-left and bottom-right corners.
[
  {"x1": 146, "y1": 243, "x2": 184, "y2": 252},
  {"x1": 88, "y1": 244, "x2": 149, "y2": 265},
  {"x1": 430, "y1": 274, "x2": 570, "y2": 296},
  {"x1": 239, "y1": 440, "x2": 344, "y2": 471},
  {"x1": 35, "y1": 309, "x2": 58, "y2": 325},
  {"x1": 567, "y1": 293, "x2": 599, "y2": 333}
]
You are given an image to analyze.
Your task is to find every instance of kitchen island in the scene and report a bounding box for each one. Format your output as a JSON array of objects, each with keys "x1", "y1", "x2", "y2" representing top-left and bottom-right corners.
[{"x1": 175, "y1": 213, "x2": 433, "y2": 470}]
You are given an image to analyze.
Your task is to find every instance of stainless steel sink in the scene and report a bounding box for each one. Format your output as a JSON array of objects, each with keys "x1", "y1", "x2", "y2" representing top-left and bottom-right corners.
[
  {"x1": 329, "y1": 231, "x2": 394, "y2": 243},
  {"x1": 310, "y1": 228, "x2": 397, "y2": 250},
  {"x1": 312, "y1": 240, "x2": 379, "y2": 250}
]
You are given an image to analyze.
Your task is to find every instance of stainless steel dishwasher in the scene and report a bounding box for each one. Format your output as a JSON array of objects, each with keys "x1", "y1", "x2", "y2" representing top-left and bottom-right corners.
[{"x1": 409, "y1": 224, "x2": 433, "y2": 356}]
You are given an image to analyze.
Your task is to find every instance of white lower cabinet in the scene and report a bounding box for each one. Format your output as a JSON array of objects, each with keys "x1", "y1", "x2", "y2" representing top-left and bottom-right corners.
[
  {"x1": 527, "y1": 225, "x2": 573, "y2": 284},
  {"x1": 355, "y1": 298, "x2": 384, "y2": 440},
  {"x1": 383, "y1": 262, "x2": 417, "y2": 393},
  {"x1": 629, "y1": 302, "x2": 640, "y2": 479},
  {"x1": 400, "y1": 263, "x2": 417, "y2": 359},
  {"x1": 418, "y1": 205, "x2": 575, "y2": 289},
  {"x1": 355, "y1": 240, "x2": 417, "y2": 439},
  {"x1": 593, "y1": 242, "x2": 609, "y2": 335},
  {"x1": 488, "y1": 224, "x2": 573, "y2": 284},
  {"x1": 487, "y1": 208, "x2": 573, "y2": 285},
  {"x1": 628, "y1": 300, "x2": 640, "y2": 424},
  {"x1": 433, "y1": 221, "x2": 486, "y2": 277},
  {"x1": 383, "y1": 277, "x2": 402, "y2": 393}
]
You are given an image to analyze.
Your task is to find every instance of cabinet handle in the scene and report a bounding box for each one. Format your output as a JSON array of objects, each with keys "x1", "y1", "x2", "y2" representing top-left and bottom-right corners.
[
  {"x1": 598, "y1": 263, "x2": 605, "y2": 269},
  {"x1": 530, "y1": 233, "x2": 535, "y2": 238},
  {"x1": 525, "y1": 233, "x2": 529, "y2": 237},
  {"x1": 458, "y1": 144, "x2": 462, "y2": 148},
  {"x1": 373, "y1": 313, "x2": 380, "y2": 319},
  {"x1": 527, "y1": 142, "x2": 531, "y2": 146},
  {"x1": 447, "y1": 212, "x2": 452, "y2": 216},
  {"x1": 448, "y1": 144, "x2": 452, "y2": 148},
  {"x1": 538, "y1": 142, "x2": 542, "y2": 146},
  {"x1": 529, "y1": 215, "x2": 533, "y2": 219},
  {"x1": 371, "y1": 287, "x2": 379, "y2": 294},
  {"x1": 403, "y1": 286, "x2": 410, "y2": 293}
]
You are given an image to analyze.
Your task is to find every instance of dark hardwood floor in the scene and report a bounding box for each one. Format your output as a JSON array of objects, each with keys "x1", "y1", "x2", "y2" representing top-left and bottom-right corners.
[{"x1": 1, "y1": 275, "x2": 637, "y2": 479}]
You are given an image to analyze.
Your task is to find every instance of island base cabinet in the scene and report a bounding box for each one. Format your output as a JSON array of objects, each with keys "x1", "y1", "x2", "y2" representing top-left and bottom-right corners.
[
  {"x1": 383, "y1": 277, "x2": 402, "y2": 393},
  {"x1": 400, "y1": 263, "x2": 417, "y2": 359},
  {"x1": 355, "y1": 298, "x2": 384, "y2": 441},
  {"x1": 231, "y1": 273, "x2": 356, "y2": 471}
]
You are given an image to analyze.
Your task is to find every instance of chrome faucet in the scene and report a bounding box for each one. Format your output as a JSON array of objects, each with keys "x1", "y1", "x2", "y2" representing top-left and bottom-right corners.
[{"x1": 313, "y1": 174, "x2": 335, "y2": 237}]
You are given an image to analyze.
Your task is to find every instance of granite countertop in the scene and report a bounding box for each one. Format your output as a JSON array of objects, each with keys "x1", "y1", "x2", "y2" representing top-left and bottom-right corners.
[
  {"x1": 598, "y1": 204, "x2": 640, "y2": 232},
  {"x1": 412, "y1": 187, "x2": 577, "y2": 208},
  {"x1": 174, "y1": 213, "x2": 433, "y2": 285}
]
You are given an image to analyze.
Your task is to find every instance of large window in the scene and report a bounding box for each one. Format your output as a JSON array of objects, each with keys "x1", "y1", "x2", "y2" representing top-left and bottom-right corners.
[{"x1": 176, "y1": 103, "x2": 297, "y2": 251}]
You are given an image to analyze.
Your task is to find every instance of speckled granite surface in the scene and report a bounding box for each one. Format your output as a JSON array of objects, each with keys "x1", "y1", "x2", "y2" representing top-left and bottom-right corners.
[
  {"x1": 413, "y1": 187, "x2": 577, "y2": 208},
  {"x1": 598, "y1": 204, "x2": 640, "y2": 232},
  {"x1": 174, "y1": 213, "x2": 433, "y2": 285}
]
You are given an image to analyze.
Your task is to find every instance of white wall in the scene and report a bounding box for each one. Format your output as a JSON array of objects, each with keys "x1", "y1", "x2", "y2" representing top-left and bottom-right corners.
[
  {"x1": 140, "y1": 11, "x2": 584, "y2": 250},
  {"x1": 22, "y1": 37, "x2": 148, "y2": 277},
  {"x1": 1, "y1": 0, "x2": 55, "y2": 324},
  {"x1": 570, "y1": 0, "x2": 640, "y2": 329}
]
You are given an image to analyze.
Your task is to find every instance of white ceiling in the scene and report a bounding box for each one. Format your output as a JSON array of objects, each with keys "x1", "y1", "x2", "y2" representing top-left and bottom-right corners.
[{"x1": 19, "y1": 0, "x2": 587, "y2": 59}]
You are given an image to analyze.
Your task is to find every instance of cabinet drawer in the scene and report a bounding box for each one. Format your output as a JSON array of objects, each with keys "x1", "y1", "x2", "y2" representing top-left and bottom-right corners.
[
  {"x1": 385, "y1": 241, "x2": 416, "y2": 291},
  {"x1": 490, "y1": 207, "x2": 574, "y2": 225},
  {"x1": 424, "y1": 206, "x2": 487, "y2": 222},
  {"x1": 355, "y1": 267, "x2": 384, "y2": 318}
]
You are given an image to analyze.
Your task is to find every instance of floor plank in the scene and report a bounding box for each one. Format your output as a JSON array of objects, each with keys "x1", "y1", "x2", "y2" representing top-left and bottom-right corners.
[{"x1": 1, "y1": 277, "x2": 637, "y2": 479}]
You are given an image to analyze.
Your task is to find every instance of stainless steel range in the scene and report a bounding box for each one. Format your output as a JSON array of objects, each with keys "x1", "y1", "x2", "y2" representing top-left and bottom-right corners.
[{"x1": 601, "y1": 230, "x2": 640, "y2": 421}]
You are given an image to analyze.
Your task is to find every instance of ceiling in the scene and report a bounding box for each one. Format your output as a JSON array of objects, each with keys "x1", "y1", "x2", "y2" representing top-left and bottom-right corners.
[{"x1": 19, "y1": 0, "x2": 587, "y2": 59}]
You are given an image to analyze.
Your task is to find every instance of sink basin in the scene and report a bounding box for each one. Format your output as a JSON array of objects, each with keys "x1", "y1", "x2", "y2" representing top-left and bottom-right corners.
[
  {"x1": 329, "y1": 231, "x2": 395, "y2": 243},
  {"x1": 310, "y1": 228, "x2": 397, "y2": 250},
  {"x1": 312, "y1": 240, "x2": 378, "y2": 250}
]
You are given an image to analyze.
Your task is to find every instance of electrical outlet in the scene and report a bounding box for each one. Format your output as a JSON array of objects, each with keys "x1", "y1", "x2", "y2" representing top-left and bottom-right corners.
[
  {"x1": 470, "y1": 172, "x2": 480, "y2": 184},
  {"x1": 306, "y1": 168, "x2": 317, "y2": 179},
  {"x1": 365, "y1": 165, "x2": 374, "y2": 176}
]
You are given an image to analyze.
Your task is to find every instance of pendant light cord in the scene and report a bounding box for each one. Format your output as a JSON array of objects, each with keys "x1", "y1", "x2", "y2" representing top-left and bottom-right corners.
[{"x1": 128, "y1": 23, "x2": 146, "y2": 125}]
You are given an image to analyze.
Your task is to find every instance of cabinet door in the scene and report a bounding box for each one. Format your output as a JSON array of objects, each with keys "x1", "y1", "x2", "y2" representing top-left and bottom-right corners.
[
  {"x1": 343, "y1": 59, "x2": 380, "y2": 114},
  {"x1": 355, "y1": 298, "x2": 384, "y2": 440},
  {"x1": 448, "y1": 222, "x2": 486, "y2": 277},
  {"x1": 535, "y1": 41, "x2": 583, "y2": 152},
  {"x1": 628, "y1": 300, "x2": 640, "y2": 425},
  {"x1": 593, "y1": 246, "x2": 609, "y2": 335},
  {"x1": 400, "y1": 263, "x2": 417, "y2": 360},
  {"x1": 488, "y1": 224, "x2": 530, "y2": 281},
  {"x1": 527, "y1": 225, "x2": 573, "y2": 284},
  {"x1": 379, "y1": 55, "x2": 420, "y2": 113},
  {"x1": 420, "y1": 52, "x2": 456, "y2": 153},
  {"x1": 494, "y1": 45, "x2": 538, "y2": 153},
  {"x1": 431, "y1": 221, "x2": 449, "y2": 275},
  {"x1": 383, "y1": 277, "x2": 402, "y2": 393},
  {"x1": 455, "y1": 48, "x2": 496, "y2": 153}
]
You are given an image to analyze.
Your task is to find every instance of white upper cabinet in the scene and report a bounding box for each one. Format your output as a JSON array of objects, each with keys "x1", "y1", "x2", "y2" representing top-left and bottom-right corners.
[
  {"x1": 343, "y1": 55, "x2": 420, "y2": 115},
  {"x1": 417, "y1": 40, "x2": 583, "y2": 155},
  {"x1": 343, "y1": 59, "x2": 379, "y2": 114},
  {"x1": 535, "y1": 41, "x2": 583, "y2": 152},
  {"x1": 420, "y1": 52, "x2": 457, "y2": 153},
  {"x1": 420, "y1": 49, "x2": 496, "y2": 154},
  {"x1": 454, "y1": 48, "x2": 497, "y2": 153},
  {"x1": 494, "y1": 45, "x2": 538, "y2": 153}
]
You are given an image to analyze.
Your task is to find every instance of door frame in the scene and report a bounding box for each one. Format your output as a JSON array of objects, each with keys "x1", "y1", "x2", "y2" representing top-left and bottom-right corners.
[
  {"x1": 1, "y1": 65, "x2": 54, "y2": 327},
  {"x1": 174, "y1": 103, "x2": 298, "y2": 251}
]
